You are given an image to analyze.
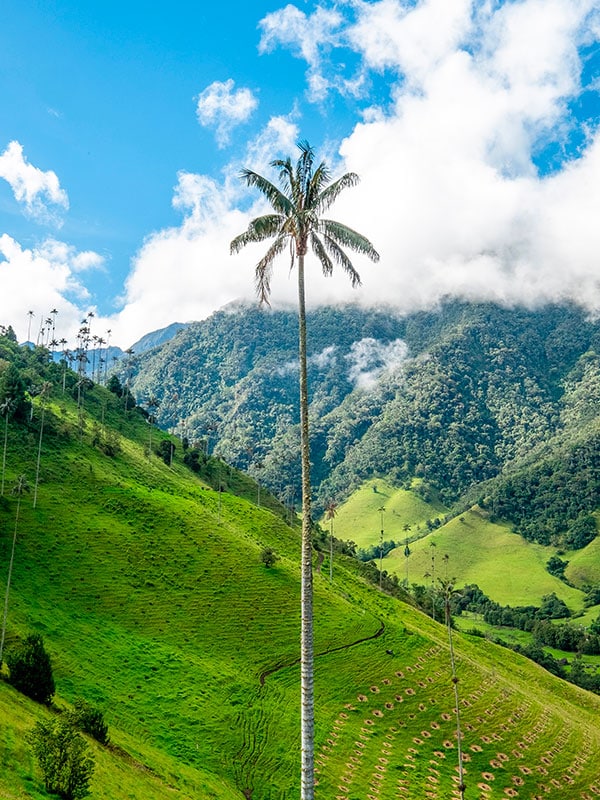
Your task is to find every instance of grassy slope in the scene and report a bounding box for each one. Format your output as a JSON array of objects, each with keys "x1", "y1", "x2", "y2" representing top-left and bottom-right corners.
[
  {"x1": 2, "y1": 387, "x2": 600, "y2": 799},
  {"x1": 384, "y1": 508, "x2": 586, "y2": 610},
  {"x1": 327, "y1": 478, "x2": 446, "y2": 549}
]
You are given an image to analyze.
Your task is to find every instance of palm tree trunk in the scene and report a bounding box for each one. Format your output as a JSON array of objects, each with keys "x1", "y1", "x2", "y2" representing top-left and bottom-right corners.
[
  {"x1": 0, "y1": 491, "x2": 22, "y2": 665},
  {"x1": 1, "y1": 415, "x2": 8, "y2": 497},
  {"x1": 298, "y1": 254, "x2": 314, "y2": 800},
  {"x1": 445, "y1": 591, "x2": 466, "y2": 799},
  {"x1": 33, "y1": 404, "x2": 45, "y2": 509}
]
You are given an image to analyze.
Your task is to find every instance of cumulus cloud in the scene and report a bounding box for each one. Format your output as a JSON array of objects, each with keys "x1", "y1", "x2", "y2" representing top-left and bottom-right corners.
[
  {"x1": 259, "y1": 4, "x2": 356, "y2": 100},
  {"x1": 195, "y1": 79, "x2": 259, "y2": 147},
  {"x1": 0, "y1": 141, "x2": 69, "y2": 224},
  {"x1": 328, "y1": 0, "x2": 600, "y2": 315},
  {"x1": 0, "y1": 234, "x2": 101, "y2": 342},
  {"x1": 346, "y1": 338, "x2": 409, "y2": 389},
  {"x1": 106, "y1": 0, "x2": 600, "y2": 345}
]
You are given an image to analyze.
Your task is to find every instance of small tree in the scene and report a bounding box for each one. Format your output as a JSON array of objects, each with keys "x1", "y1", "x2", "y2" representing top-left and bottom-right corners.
[
  {"x1": 6, "y1": 633, "x2": 55, "y2": 704},
  {"x1": 261, "y1": 547, "x2": 279, "y2": 568},
  {"x1": 29, "y1": 719, "x2": 94, "y2": 799},
  {"x1": 68, "y1": 699, "x2": 109, "y2": 745}
]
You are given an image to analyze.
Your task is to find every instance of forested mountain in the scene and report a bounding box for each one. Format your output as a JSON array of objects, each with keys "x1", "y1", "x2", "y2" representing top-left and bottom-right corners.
[{"x1": 127, "y1": 301, "x2": 600, "y2": 520}]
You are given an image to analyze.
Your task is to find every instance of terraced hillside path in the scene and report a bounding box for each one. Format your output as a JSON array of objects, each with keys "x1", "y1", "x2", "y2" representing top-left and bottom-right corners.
[
  {"x1": 259, "y1": 618, "x2": 386, "y2": 686},
  {"x1": 233, "y1": 617, "x2": 386, "y2": 798}
]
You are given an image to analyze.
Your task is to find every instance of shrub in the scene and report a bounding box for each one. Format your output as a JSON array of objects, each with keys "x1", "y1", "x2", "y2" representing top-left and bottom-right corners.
[
  {"x1": 6, "y1": 634, "x2": 55, "y2": 705},
  {"x1": 29, "y1": 719, "x2": 94, "y2": 800},
  {"x1": 68, "y1": 700, "x2": 109, "y2": 745},
  {"x1": 156, "y1": 439, "x2": 176, "y2": 465}
]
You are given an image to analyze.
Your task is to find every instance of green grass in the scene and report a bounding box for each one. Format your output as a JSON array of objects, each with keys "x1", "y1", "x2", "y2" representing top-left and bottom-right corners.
[
  {"x1": 566, "y1": 532, "x2": 600, "y2": 585},
  {"x1": 384, "y1": 508, "x2": 587, "y2": 611},
  {"x1": 326, "y1": 478, "x2": 446, "y2": 549},
  {"x1": 1, "y1": 379, "x2": 600, "y2": 798}
]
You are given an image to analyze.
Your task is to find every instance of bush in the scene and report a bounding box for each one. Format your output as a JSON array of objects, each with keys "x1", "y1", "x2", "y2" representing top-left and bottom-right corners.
[
  {"x1": 68, "y1": 700, "x2": 109, "y2": 745},
  {"x1": 29, "y1": 719, "x2": 94, "y2": 799},
  {"x1": 6, "y1": 634, "x2": 55, "y2": 705}
]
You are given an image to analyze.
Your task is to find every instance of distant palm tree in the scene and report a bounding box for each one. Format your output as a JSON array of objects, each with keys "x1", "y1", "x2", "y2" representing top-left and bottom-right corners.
[
  {"x1": 26, "y1": 310, "x2": 34, "y2": 343},
  {"x1": 325, "y1": 500, "x2": 337, "y2": 582},
  {"x1": 104, "y1": 329, "x2": 112, "y2": 384},
  {"x1": 0, "y1": 397, "x2": 15, "y2": 496},
  {"x1": 231, "y1": 140, "x2": 379, "y2": 800},
  {"x1": 0, "y1": 474, "x2": 30, "y2": 665},
  {"x1": 33, "y1": 382, "x2": 52, "y2": 508},
  {"x1": 378, "y1": 505, "x2": 386, "y2": 590},
  {"x1": 440, "y1": 578, "x2": 466, "y2": 799},
  {"x1": 146, "y1": 394, "x2": 160, "y2": 456}
]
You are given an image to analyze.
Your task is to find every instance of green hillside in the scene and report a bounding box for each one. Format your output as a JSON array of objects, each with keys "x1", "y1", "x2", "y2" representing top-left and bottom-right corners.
[
  {"x1": 2, "y1": 331, "x2": 600, "y2": 799},
  {"x1": 384, "y1": 509, "x2": 586, "y2": 609},
  {"x1": 324, "y1": 478, "x2": 446, "y2": 549}
]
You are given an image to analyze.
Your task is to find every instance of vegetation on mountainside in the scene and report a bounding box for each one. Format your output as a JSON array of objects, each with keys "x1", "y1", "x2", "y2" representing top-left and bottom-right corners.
[
  {"x1": 125, "y1": 301, "x2": 600, "y2": 526},
  {"x1": 3, "y1": 323, "x2": 600, "y2": 800}
]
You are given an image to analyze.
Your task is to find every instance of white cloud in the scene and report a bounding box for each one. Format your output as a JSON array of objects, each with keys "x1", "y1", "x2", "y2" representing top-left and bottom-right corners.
[
  {"x1": 195, "y1": 79, "x2": 258, "y2": 147},
  {"x1": 328, "y1": 0, "x2": 600, "y2": 314},
  {"x1": 346, "y1": 337, "x2": 409, "y2": 389},
  {"x1": 36, "y1": 239, "x2": 105, "y2": 273},
  {"x1": 85, "y1": 0, "x2": 600, "y2": 347},
  {"x1": 0, "y1": 234, "x2": 99, "y2": 343},
  {"x1": 0, "y1": 141, "x2": 69, "y2": 224},
  {"x1": 259, "y1": 4, "x2": 348, "y2": 100}
]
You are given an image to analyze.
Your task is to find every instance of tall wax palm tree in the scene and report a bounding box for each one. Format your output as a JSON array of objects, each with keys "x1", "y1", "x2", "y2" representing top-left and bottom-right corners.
[
  {"x1": 26, "y1": 310, "x2": 35, "y2": 344},
  {"x1": 0, "y1": 474, "x2": 30, "y2": 665},
  {"x1": 33, "y1": 382, "x2": 52, "y2": 509},
  {"x1": 440, "y1": 578, "x2": 466, "y2": 799},
  {"x1": 325, "y1": 500, "x2": 337, "y2": 582},
  {"x1": 230, "y1": 141, "x2": 379, "y2": 800},
  {"x1": 0, "y1": 397, "x2": 15, "y2": 496}
]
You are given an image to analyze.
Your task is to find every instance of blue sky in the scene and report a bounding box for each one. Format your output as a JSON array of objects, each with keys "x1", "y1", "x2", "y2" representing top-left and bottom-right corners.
[{"x1": 1, "y1": 0, "x2": 599, "y2": 347}]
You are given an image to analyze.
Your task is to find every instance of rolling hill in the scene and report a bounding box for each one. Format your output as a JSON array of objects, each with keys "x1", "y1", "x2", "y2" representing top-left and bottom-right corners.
[{"x1": 2, "y1": 326, "x2": 600, "y2": 799}]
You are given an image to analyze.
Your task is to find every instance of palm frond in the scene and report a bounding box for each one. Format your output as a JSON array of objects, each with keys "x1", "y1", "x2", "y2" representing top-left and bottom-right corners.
[
  {"x1": 230, "y1": 215, "x2": 284, "y2": 254},
  {"x1": 309, "y1": 233, "x2": 334, "y2": 277},
  {"x1": 306, "y1": 161, "x2": 331, "y2": 210},
  {"x1": 255, "y1": 235, "x2": 288, "y2": 304},
  {"x1": 316, "y1": 172, "x2": 360, "y2": 215},
  {"x1": 240, "y1": 169, "x2": 292, "y2": 215},
  {"x1": 318, "y1": 219, "x2": 380, "y2": 262},
  {"x1": 319, "y1": 233, "x2": 362, "y2": 287}
]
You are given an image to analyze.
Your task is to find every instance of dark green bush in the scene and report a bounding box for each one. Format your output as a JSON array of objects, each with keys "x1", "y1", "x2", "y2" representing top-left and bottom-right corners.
[
  {"x1": 68, "y1": 699, "x2": 109, "y2": 745},
  {"x1": 260, "y1": 547, "x2": 279, "y2": 568},
  {"x1": 6, "y1": 634, "x2": 55, "y2": 705}
]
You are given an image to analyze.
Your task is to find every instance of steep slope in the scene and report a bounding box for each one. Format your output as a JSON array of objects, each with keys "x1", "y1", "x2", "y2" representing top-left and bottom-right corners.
[{"x1": 2, "y1": 329, "x2": 600, "y2": 800}]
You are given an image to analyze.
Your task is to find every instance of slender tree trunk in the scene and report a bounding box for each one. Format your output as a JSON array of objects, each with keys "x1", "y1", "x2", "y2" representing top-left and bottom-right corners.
[
  {"x1": 1, "y1": 415, "x2": 8, "y2": 497},
  {"x1": 0, "y1": 492, "x2": 22, "y2": 665},
  {"x1": 298, "y1": 254, "x2": 314, "y2": 800},
  {"x1": 329, "y1": 520, "x2": 333, "y2": 582},
  {"x1": 33, "y1": 405, "x2": 45, "y2": 509},
  {"x1": 445, "y1": 590, "x2": 466, "y2": 799}
]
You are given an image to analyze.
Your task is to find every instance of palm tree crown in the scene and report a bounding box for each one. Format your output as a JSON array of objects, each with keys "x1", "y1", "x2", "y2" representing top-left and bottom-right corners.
[{"x1": 230, "y1": 140, "x2": 379, "y2": 302}]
